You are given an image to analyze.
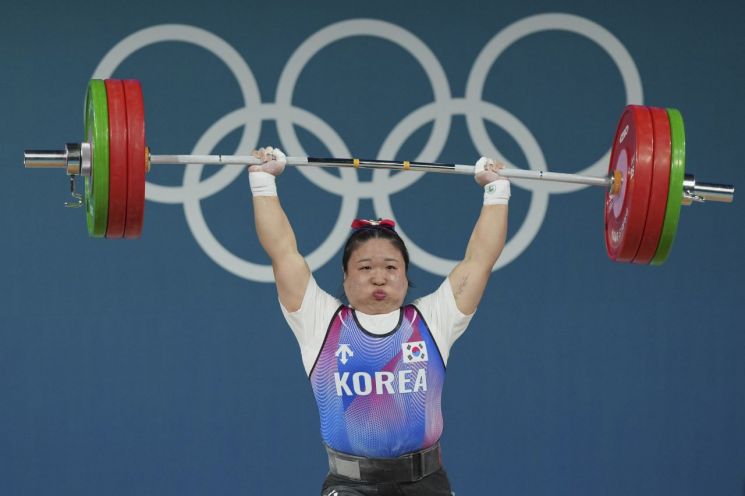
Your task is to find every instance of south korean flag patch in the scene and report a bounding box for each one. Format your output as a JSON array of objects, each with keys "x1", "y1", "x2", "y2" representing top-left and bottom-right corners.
[{"x1": 402, "y1": 341, "x2": 428, "y2": 363}]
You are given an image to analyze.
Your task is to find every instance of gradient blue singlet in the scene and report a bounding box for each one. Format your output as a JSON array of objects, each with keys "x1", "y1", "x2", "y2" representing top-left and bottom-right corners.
[{"x1": 309, "y1": 305, "x2": 446, "y2": 458}]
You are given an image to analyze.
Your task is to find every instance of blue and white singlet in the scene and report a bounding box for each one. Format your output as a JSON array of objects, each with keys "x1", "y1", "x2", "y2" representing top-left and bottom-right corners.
[{"x1": 309, "y1": 305, "x2": 446, "y2": 458}]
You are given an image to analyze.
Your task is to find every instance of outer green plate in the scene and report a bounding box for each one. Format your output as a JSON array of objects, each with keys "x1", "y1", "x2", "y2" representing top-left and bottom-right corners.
[
  {"x1": 84, "y1": 79, "x2": 109, "y2": 237},
  {"x1": 651, "y1": 108, "x2": 686, "y2": 265}
]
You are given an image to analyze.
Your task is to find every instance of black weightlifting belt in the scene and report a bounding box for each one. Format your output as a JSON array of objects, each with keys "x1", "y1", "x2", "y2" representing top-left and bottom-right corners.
[{"x1": 325, "y1": 443, "x2": 442, "y2": 483}]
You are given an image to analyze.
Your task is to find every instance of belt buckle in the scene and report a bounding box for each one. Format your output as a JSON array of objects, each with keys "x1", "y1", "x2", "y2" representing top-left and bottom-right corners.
[
  {"x1": 328, "y1": 450, "x2": 362, "y2": 481},
  {"x1": 410, "y1": 451, "x2": 425, "y2": 480}
]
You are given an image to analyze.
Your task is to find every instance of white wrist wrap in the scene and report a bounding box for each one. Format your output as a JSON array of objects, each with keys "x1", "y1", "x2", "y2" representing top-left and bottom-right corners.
[
  {"x1": 249, "y1": 171, "x2": 277, "y2": 196},
  {"x1": 483, "y1": 179, "x2": 510, "y2": 205}
]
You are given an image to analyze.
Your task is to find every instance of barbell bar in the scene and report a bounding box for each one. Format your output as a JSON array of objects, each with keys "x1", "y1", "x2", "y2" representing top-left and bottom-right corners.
[{"x1": 24, "y1": 79, "x2": 735, "y2": 264}]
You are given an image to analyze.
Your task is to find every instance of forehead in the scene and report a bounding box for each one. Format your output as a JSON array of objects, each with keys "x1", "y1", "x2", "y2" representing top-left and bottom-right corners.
[{"x1": 349, "y1": 238, "x2": 404, "y2": 261}]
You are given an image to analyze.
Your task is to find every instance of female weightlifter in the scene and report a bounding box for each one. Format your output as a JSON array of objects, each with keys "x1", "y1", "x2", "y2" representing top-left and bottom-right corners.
[{"x1": 249, "y1": 146, "x2": 509, "y2": 496}]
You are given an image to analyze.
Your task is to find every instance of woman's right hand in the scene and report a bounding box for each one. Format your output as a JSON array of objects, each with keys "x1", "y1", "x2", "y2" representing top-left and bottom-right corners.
[{"x1": 249, "y1": 146, "x2": 287, "y2": 176}]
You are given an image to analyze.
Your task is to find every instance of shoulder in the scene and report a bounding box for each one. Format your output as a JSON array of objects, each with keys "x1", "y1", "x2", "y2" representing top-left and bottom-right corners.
[
  {"x1": 410, "y1": 279, "x2": 475, "y2": 365},
  {"x1": 412, "y1": 278, "x2": 471, "y2": 315},
  {"x1": 281, "y1": 276, "x2": 344, "y2": 374},
  {"x1": 281, "y1": 276, "x2": 342, "y2": 318}
]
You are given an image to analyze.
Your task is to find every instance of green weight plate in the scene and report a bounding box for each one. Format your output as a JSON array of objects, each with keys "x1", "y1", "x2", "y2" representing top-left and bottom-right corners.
[
  {"x1": 651, "y1": 108, "x2": 686, "y2": 265},
  {"x1": 84, "y1": 79, "x2": 110, "y2": 237}
]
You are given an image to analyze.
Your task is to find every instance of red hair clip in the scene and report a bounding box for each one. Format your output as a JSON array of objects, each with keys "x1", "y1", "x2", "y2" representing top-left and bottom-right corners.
[{"x1": 350, "y1": 218, "x2": 396, "y2": 231}]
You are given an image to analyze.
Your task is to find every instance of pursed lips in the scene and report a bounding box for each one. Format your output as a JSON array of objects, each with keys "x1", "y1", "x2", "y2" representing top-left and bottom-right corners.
[{"x1": 372, "y1": 290, "x2": 387, "y2": 300}]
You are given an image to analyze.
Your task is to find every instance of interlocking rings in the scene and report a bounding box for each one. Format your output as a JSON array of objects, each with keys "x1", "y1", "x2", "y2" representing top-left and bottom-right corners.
[{"x1": 92, "y1": 14, "x2": 642, "y2": 281}]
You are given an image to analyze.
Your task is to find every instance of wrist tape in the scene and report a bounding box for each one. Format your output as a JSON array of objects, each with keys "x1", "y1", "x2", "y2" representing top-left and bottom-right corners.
[
  {"x1": 484, "y1": 179, "x2": 510, "y2": 205},
  {"x1": 249, "y1": 171, "x2": 277, "y2": 196}
]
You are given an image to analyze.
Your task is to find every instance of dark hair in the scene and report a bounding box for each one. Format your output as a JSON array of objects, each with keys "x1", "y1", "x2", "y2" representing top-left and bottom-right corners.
[{"x1": 342, "y1": 227, "x2": 410, "y2": 275}]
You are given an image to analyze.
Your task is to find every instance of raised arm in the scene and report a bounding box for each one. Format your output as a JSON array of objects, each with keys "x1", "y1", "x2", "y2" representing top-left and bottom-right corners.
[
  {"x1": 249, "y1": 147, "x2": 310, "y2": 312},
  {"x1": 448, "y1": 158, "x2": 509, "y2": 315}
]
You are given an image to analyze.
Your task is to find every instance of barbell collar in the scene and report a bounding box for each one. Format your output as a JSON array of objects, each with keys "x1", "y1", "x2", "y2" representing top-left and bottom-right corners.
[{"x1": 64, "y1": 143, "x2": 82, "y2": 176}]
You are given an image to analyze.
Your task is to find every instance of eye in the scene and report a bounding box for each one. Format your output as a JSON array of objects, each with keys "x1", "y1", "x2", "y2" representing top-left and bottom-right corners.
[
  {"x1": 387, "y1": 265, "x2": 398, "y2": 270},
  {"x1": 359, "y1": 265, "x2": 371, "y2": 271}
]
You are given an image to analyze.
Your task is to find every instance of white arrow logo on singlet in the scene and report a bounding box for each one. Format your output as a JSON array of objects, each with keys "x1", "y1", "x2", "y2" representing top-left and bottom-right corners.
[{"x1": 335, "y1": 344, "x2": 354, "y2": 364}]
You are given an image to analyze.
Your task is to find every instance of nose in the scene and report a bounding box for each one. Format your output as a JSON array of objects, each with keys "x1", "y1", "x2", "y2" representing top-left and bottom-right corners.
[{"x1": 371, "y1": 269, "x2": 386, "y2": 285}]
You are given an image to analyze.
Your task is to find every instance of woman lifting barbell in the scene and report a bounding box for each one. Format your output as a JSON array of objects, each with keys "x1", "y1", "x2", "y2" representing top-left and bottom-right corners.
[{"x1": 249, "y1": 146, "x2": 509, "y2": 495}]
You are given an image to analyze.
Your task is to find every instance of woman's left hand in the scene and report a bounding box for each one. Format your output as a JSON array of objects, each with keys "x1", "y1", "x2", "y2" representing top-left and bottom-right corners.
[{"x1": 474, "y1": 156, "x2": 506, "y2": 186}]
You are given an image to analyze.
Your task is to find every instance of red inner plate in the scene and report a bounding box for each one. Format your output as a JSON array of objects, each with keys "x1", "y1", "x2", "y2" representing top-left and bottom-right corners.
[
  {"x1": 604, "y1": 105, "x2": 654, "y2": 261},
  {"x1": 123, "y1": 80, "x2": 146, "y2": 239},
  {"x1": 104, "y1": 79, "x2": 128, "y2": 238},
  {"x1": 633, "y1": 107, "x2": 672, "y2": 264}
]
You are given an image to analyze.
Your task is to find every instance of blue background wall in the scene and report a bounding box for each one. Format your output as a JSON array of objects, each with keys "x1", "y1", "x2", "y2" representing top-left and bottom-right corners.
[{"x1": 2, "y1": 0, "x2": 743, "y2": 494}]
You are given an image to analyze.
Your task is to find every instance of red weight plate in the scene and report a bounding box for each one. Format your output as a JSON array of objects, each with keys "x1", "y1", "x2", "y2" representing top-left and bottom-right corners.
[
  {"x1": 633, "y1": 107, "x2": 672, "y2": 264},
  {"x1": 604, "y1": 105, "x2": 654, "y2": 262},
  {"x1": 123, "y1": 80, "x2": 146, "y2": 239},
  {"x1": 104, "y1": 80, "x2": 128, "y2": 238}
]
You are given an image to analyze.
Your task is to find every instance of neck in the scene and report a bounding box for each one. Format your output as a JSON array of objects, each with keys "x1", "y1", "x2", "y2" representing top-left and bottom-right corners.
[{"x1": 351, "y1": 302, "x2": 402, "y2": 315}]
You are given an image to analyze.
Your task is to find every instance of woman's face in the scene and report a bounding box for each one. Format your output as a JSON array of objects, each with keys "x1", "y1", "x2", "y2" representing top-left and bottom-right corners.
[{"x1": 343, "y1": 238, "x2": 408, "y2": 315}]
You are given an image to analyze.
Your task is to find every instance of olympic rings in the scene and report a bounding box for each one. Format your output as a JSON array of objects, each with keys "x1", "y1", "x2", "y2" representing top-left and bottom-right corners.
[{"x1": 92, "y1": 14, "x2": 643, "y2": 280}]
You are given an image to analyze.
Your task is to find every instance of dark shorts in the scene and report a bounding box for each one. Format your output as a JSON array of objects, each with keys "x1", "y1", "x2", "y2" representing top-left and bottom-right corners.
[{"x1": 320, "y1": 468, "x2": 453, "y2": 496}]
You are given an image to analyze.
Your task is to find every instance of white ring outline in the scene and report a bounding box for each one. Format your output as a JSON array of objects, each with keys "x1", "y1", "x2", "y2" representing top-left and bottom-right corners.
[
  {"x1": 92, "y1": 24, "x2": 263, "y2": 204},
  {"x1": 182, "y1": 104, "x2": 359, "y2": 281},
  {"x1": 465, "y1": 13, "x2": 643, "y2": 194},
  {"x1": 274, "y1": 18, "x2": 452, "y2": 195},
  {"x1": 372, "y1": 98, "x2": 550, "y2": 275}
]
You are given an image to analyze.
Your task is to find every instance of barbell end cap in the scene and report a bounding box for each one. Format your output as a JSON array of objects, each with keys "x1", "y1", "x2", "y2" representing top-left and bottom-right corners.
[
  {"x1": 683, "y1": 174, "x2": 735, "y2": 204},
  {"x1": 24, "y1": 149, "x2": 67, "y2": 169}
]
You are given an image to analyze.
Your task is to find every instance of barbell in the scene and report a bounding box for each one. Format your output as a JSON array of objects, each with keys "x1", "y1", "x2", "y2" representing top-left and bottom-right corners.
[{"x1": 24, "y1": 79, "x2": 735, "y2": 265}]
